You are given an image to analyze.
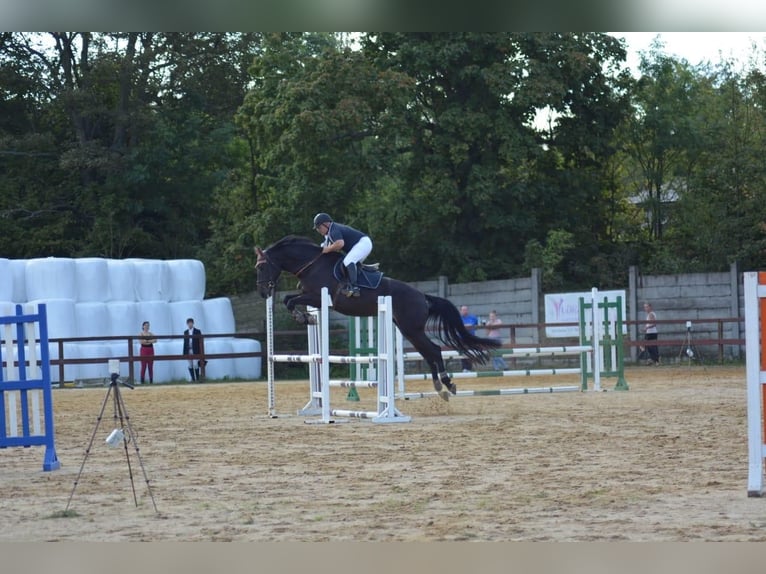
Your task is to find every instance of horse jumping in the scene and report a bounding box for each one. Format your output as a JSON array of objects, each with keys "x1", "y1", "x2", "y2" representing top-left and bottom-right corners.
[{"x1": 255, "y1": 235, "x2": 500, "y2": 400}]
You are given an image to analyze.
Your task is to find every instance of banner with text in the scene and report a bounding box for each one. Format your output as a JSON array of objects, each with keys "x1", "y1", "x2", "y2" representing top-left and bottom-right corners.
[{"x1": 544, "y1": 290, "x2": 627, "y2": 338}]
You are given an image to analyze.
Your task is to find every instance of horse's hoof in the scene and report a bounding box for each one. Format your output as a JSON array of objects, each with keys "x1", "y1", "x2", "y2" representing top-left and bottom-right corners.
[
  {"x1": 438, "y1": 389, "x2": 450, "y2": 401},
  {"x1": 306, "y1": 315, "x2": 317, "y2": 325}
]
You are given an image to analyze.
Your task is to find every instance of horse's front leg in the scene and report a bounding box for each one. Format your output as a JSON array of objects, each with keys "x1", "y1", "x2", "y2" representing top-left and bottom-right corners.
[{"x1": 283, "y1": 292, "x2": 321, "y2": 325}]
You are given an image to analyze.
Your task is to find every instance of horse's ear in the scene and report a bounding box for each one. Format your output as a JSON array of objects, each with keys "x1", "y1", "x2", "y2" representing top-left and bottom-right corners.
[{"x1": 254, "y1": 247, "x2": 263, "y2": 256}]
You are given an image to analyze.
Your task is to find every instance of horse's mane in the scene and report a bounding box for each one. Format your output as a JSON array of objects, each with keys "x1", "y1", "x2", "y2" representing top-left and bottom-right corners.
[{"x1": 266, "y1": 235, "x2": 321, "y2": 252}]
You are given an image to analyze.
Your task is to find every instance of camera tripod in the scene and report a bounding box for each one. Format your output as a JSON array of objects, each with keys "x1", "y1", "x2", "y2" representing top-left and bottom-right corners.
[
  {"x1": 65, "y1": 373, "x2": 158, "y2": 513},
  {"x1": 678, "y1": 326, "x2": 702, "y2": 366}
]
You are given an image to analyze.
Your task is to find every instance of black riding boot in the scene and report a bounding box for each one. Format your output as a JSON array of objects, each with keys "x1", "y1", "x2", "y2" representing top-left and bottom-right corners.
[
  {"x1": 195, "y1": 368, "x2": 201, "y2": 381},
  {"x1": 188, "y1": 367, "x2": 196, "y2": 381},
  {"x1": 344, "y1": 263, "x2": 360, "y2": 297}
]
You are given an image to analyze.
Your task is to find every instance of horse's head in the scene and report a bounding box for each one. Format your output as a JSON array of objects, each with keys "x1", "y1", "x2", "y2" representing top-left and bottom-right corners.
[{"x1": 254, "y1": 246, "x2": 281, "y2": 299}]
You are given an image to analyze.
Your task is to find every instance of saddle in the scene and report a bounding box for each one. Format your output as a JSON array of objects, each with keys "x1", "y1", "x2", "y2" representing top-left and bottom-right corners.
[{"x1": 332, "y1": 260, "x2": 384, "y2": 290}]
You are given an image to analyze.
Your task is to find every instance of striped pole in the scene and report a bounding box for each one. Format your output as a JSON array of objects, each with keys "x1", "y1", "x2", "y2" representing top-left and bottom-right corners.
[
  {"x1": 746, "y1": 271, "x2": 766, "y2": 496},
  {"x1": 401, "y1": 368, "x2": 582, "y2": 381},
  {"x1": 402, "y1": 385, "x2": 580, "y2": 400}
]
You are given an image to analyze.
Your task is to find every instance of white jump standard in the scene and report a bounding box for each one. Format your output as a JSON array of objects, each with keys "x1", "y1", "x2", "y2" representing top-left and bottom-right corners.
[{"x1": 745, "y1": 271, "x2": 766, "y2": 496}]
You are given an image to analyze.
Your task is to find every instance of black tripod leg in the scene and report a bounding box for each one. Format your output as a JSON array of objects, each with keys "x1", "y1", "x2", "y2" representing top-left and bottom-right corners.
[
  {"x1": 114, "y1": 385, "x2": 159, "y2": 513},
  {"x1": 113, "y1": 384, "x2": 139, "y2": 507},
  {"x1": 65, "y1": 384, "x2": 114, "y2": 512}
]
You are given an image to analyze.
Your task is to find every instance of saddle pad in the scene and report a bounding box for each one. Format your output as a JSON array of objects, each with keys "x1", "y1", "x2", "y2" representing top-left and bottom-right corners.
[{"x1": 333, "y1": 260, "x2": 384, "y2": 289}]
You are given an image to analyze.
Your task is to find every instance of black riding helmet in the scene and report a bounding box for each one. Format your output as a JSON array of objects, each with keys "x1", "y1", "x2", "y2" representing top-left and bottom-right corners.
[{"x1": 313, "y1": 212, "x2": 333, "y2": 229}]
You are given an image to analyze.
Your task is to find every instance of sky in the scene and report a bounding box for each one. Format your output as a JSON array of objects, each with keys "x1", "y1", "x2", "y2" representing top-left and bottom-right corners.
[{"x1": 609, "y1": 32, "x2": 766, "y2": 73}]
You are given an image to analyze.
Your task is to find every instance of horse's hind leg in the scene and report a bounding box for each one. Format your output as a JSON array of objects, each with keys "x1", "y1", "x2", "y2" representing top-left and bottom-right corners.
[{"x1": 403, "y1": 331, "x2": 455, "y2": 401}]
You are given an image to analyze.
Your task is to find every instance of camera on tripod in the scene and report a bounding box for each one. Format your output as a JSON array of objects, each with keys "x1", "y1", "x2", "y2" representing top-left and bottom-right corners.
[{"x1": 686, "y1": 320, "x2": 692, "y2": 332}]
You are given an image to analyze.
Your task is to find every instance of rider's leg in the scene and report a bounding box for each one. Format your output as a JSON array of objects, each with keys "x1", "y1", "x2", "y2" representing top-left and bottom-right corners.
[{"x1": 342, "y1": 237, "x2": 372, "y2": 297}]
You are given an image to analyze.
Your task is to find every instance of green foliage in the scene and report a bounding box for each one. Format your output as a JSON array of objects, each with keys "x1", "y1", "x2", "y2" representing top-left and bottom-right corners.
[{"x1": 2, "y1": 32, "x2": 766, "y2": 296}]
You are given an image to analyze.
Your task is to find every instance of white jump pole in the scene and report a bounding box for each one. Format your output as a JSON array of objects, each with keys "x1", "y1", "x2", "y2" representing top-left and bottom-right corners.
[
  {"x1": 266, "y1": 295, "x2": 277, "y2": 417},
  {"x1": 745, "y1": 271, "x2": 766, "y2": 496},
  {"x1": 591, "y1": 287, "x2": 602, "y2": 392}
]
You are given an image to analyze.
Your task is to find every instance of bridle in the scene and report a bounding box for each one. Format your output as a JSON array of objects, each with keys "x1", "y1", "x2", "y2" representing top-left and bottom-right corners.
[
  {"x1": 254, "y1": 248, "x2": 279, "y2": 294},
  {"x1": 254, "y1": 246, "x2": 324, "y2": 294}
]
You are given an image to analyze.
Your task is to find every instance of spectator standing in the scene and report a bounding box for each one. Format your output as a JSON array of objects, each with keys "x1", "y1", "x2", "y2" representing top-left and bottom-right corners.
[
  {"x1": 138, "y1": 321, "x2": 156, "y2": 384},
  {"x1": 460, "y1": 305, "x2": 479, "y2": 372},
  {"x1": 642, "y1": 302, "x2": 659, "y2": 365},
  {"x1": 485, "y1": 310, "x2": 507, "y2": 371},
  {"x1": 183, "y1": 317, "x2": 204, "y2": 381}
]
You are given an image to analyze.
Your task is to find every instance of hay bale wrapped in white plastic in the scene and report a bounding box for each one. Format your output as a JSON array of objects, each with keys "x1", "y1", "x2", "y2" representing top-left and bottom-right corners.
[
  {"x1": 75, "y1": 258, "x2": 109, "y2": 302},
  {"x1": 102, "y1": 342, "x2": 132, "y2": 379},
  {"x1": 107, "y1": 259, "x2": 136, "y2": 302},
  {"x1": 135, "y1": 301, "x2": 173, "y2": 337},
  {"x1": 230, "y1": 338, "x2": 262, "y2": 380},
  {"x1": 202, "y1": 297, "x2": 236, "y2": 334},
  {"x1": 46, "y1": 342, "x2": 80, "y2": 383},
  {"x1": 199, "y1": 338, "x2": 234, "y2": 380},
  {"x1": 106, "y1": 301, "x2": 138, "y2": 339},
  {"x1": 9, "y1": 259, "x2": 27, "y2": 303},
  {"x1": 151, "y1": 339, "x2": 180, "y2": 383},
  {"x1": 167, "y1": 260, "x2": 206, "y2": 302},
  {"x1": 75, "y1": 342, "x2": 112, "y2": 381},
  {"x1": 0, "y1": 300, "x2": 16, "y2": 318},
  {"x1": 25, "y1": 299, "x2": 77, "y2": 341},
  {"x1": 169, "y1": 300, "x2": 205, "y2": 336},
  {"x1": 74, "y1": 302, "x2": 109, "y2": 340},
  {"x1": 0, "y1": 259, "x2": 12, "y2": 301},
  {"x1": 25, "y1": 257, "x2": 77, "y2": 300},
  {"x1": 132, "y1": 259, "x2": 171, "y2": 302}
]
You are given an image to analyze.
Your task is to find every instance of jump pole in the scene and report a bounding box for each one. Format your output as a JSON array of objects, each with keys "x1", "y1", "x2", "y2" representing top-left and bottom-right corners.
[{"x1": 745, "y1": 271, "x2": 766, "y2": 496}]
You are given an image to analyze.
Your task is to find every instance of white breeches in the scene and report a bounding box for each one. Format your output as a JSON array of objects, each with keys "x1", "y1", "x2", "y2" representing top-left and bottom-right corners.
[{"x1": 343, "y1": 236, "x2": 372, "y2": 266}]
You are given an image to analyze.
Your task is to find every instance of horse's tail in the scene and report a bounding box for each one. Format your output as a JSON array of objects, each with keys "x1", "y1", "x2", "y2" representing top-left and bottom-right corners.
[{"x1": 424, "y1": 295, "x2": 501, "y2": 363}]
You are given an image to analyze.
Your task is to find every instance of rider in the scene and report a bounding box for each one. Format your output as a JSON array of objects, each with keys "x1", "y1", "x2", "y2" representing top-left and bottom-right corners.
[{"x1": 313, "y1": 212, "x2": 372, "y2": 298}]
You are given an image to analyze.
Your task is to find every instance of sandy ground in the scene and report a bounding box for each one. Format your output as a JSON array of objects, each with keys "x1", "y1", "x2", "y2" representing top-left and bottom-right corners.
[{"x1": 2, "y1": 364, "x2": 766, "y2": 541}]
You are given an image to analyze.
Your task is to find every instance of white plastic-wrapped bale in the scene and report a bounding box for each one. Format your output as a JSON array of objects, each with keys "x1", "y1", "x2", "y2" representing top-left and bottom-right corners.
[
  {"x1": 0, "y1": 300, "x2": 16, "y2": 318},
  {"x1": 106, "y1": 301, "x2": 138, "y2": 339},
  {"x1": 202, "y1": 297, "x2": 236, "y2": 335},
  {"x1": 25, "y1": 257, "x2": 77, "y2": 301},
  {"x1": 103, "y1": 342, "x2": 132, "y2": 379},
  {"x1": 26, "y1": 299, "x2": 77, "y2": 341},
  {"x1": 200, "y1": 338, "x2": 234, "y2": 380},
  {"x1": 167, "y1": 260, "x2": 206, "y2": 302},
  {"x1": 9, "y1": 259, "x2": 27, "y2": 303},
  {"x1": 75, "y1": 258, "x2": 110, "y2": 302},
  {"x1": 169, "y1": 300, "x2": 205, "y2": 336},
  {"x1": 46, "y1": 342, "x2": 79, "y2": 383},
  {"x1": 75, "y1": 342, "x2": 113, "y2": 381},
  {"x1": 230, "y1": 338, "x2": 262, "y2": 380},
  {"x1": 0, "y1": 259, "x2": 12, "y2": 301},
  {"x1": 74, "y1": 302, "x2": 110, "y2": 340},
  {"x1": 131, "y1": 259, "x2": 172, "y2": 302},
  {"x1": 107, "y1": 259, "x2": 137, "y2": 302},
  {"x1": 151, "y1": 340, "x2": 179, "y2": 382},
  {"x1": 135, "y1": 301, "x2": 173, "y2": 337}
]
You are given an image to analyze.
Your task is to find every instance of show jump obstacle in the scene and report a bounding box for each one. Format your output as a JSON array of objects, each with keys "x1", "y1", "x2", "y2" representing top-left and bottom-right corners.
[
  {"x1": 390, "y1": 288, "x2": 628, "y2": 400},
  {"x1": 266, "y1": 287, "x2": 409, "y2": 424},
  {"x1": 745, "y1": 271, "x2": 766, "y2": 496},
  {"x1": 265, "y1": 287, "x2": 628, "y2": 421},
  {"x1": 0, "y1": 304, "x2": 60, "y2": 471}
]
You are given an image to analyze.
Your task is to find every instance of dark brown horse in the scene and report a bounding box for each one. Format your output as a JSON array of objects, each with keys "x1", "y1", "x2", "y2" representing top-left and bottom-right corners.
[{"x1": 255, "y1": 235, "x2": 500, "y2": 400}]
